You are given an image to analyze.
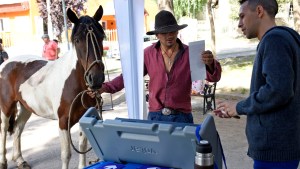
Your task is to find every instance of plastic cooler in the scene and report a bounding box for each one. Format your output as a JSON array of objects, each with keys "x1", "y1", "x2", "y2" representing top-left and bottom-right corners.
[{"x1": 79, "y1": 107, "x2": 223, "y2": 169}]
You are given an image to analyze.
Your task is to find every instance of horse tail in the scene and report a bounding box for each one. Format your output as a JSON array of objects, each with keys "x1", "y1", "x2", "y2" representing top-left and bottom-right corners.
[
  {"x1": 8, "y1": 106, "x2": 17, "y2": 135},
  {"x1": 8, "y1": 113, "x2": 16, "y2": 135}
]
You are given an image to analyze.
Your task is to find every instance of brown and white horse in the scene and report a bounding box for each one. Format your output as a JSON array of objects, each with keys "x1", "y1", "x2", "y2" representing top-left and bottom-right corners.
[{"x1": 0, "y1": 6, "x2": 105, "y2": 169}]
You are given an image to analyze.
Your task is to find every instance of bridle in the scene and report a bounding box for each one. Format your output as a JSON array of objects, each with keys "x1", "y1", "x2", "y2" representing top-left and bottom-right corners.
[{"x1": 82, "y1": 23, "x2": 104, "y2": 88}]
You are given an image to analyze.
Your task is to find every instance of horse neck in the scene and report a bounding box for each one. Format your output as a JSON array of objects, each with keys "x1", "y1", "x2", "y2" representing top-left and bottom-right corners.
[{"x1": 60, "y1": 49, "x2": 87, "y2": 89}]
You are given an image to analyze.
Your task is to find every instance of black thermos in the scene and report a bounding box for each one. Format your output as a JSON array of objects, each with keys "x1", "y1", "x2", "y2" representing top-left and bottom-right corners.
[{"x1": 194, "y1": 140, "x2": 214, "y2": 169}]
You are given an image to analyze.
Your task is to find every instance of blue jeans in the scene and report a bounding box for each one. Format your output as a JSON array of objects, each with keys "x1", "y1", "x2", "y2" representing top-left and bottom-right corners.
[
  {"x1": 254, "y1": 160, "x2": 300, "y2": 169},
  {"x1": 147, "y1": 111, "x2": 194, "y2": 123}
]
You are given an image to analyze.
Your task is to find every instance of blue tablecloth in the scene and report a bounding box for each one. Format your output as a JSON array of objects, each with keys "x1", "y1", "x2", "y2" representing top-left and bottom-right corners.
[{"x1": 84, "y1": 161, "x2": 173, "y2": 169}]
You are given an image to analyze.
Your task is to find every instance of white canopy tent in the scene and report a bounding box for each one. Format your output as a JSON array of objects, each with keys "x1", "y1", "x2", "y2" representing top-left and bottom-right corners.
[{"x1": 113, "y1": 0, "x2": 147, "y2": 119}]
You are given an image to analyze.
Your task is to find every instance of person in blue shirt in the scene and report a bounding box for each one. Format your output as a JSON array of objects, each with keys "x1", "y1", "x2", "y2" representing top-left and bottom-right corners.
[{"x1": 214, "y1": 0, "x2": 300, "y2": 169}]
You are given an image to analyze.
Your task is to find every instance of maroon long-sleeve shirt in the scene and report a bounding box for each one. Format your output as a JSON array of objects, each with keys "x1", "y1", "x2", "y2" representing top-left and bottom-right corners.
[{"x1": 103, "y1": 39, "x2": 222, "y2": 113}]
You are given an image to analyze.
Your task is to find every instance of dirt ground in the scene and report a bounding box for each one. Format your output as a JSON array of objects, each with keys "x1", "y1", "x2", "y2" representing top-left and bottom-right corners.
[
  {"x1": 5, "y1": 93, "x2": 254, "y2": 169},
  {"x1": 3, "y1": 58, "x2": 253, "y2": 169},
  {"x1": 192, "y1": 104, "x2": 252, "y2": 169},
  {"x1": 4, "y1": 56, "x2": 299, "y2": 169}
]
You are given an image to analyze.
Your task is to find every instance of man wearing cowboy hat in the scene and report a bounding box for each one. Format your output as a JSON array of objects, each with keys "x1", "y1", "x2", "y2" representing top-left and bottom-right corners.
[{"x1": 90, "y1": 10, "x2": 221, "y2": 123}]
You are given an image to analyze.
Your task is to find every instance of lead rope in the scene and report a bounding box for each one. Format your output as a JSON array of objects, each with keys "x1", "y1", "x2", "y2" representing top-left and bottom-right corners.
[
  {"x1": 68, "y1": 24, "x2": 104, "y2": 154},
  {"x1": 68, "y1": 90, "x2": 103, "y2": 154}
]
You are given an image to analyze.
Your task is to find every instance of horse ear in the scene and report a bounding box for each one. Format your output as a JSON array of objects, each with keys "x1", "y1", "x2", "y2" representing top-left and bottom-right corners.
[
  {"x1": 67, "y1": 8, "x2": 79, "y2": 24},
  {"x1": 93, "y1": 5, "x2": 103, "y2": 22}
]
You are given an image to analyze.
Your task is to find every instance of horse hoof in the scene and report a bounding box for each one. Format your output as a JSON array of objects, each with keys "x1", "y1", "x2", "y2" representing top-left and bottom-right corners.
[
  {"x1": 18, "y1": 161, "x2": 31, "y2": 169},
  {"x1": 0, "y1": 162, "x2": 7, "y2": 169}
]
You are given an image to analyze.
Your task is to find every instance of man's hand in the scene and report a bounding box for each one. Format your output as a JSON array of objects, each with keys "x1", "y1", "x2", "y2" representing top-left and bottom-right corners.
[
  {"x1": 213, "y1": 99, "x2": 240, "y2": 119},
  {"x1": 201, "y1": 50, "x2": 214, "y2": 72},
  {"x1": 87, "y1": 86, "x2": 106, "y2": 98},
  {"x1": 202, "y1": 50, "x2": 214, "y2": 65}
]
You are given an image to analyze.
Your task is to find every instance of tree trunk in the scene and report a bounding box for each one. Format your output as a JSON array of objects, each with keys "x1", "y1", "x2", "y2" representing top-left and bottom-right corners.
[
  {"x1": 157, "y1": 0, "x2": 174, "y2": 14},
  {"x1": 207, "y1": 0, "x2": 216, "y2": 56},
  {"x1": 293, "y1": 0, "x2": 300, "y2": 33}
]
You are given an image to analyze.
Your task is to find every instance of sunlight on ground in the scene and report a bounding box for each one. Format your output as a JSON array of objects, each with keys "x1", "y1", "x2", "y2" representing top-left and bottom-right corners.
[{"x1": 217, "y1": 65, "x2": 252, "y2": 95}]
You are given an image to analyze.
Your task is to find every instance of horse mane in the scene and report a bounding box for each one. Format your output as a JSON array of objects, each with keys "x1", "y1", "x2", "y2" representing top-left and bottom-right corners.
[{"x1": 71, "y1": 16, "x2": 106, "y2": 44}]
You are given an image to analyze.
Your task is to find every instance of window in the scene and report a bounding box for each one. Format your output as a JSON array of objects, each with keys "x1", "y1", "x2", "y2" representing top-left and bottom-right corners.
[
  {"x1": 0, "y1": 18, "x2": 10, "y2": 32},
  {"x1": 101, "y1": 21, "x2": 107, "y2": 30},
  {"x1": 0, "y1": 19, "x2": 4, "y2": 31}
]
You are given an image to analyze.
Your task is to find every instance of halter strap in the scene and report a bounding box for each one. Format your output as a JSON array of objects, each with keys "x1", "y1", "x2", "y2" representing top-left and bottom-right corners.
[{"x1": 82, "y1": 24, "x2": 103, "y2": 87}]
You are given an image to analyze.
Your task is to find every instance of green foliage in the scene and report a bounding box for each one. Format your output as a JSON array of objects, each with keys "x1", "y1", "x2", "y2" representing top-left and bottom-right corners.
[
  {"x1": 228, "y1": 0, "x2": 292, "y2": 21},
  {"x1": 229, "y1": 0, "x2": 239, "y2": 20},
  {"x1": 219, "y1": 55, "x2": 255, "y2": 70},
  {"x1": 277, "y1": 0, "x2": 292, "y2": 13},
  {"x1": 277, "y1": 0, "x2": 291, "y2": 5},
  {"x1": 173, "y1": 0, "x2": 207, "y2": 19}
]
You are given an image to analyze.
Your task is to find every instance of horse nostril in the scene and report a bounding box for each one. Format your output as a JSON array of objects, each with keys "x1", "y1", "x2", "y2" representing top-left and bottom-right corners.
[
  {"x1": 85, "y1": 72, "x2": 105, "y2": 90},
  {"x1": 85, "y1": 73, "x2": 93, "y2": 86},
  {"x1": 89, "y1": 74, "x2": 93, "y2": 84}
]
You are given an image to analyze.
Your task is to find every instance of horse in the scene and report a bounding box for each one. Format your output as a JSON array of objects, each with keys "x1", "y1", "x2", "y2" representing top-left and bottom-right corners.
[{"x1": 0, "y1": 6, "x2": 105, "y2": 169}]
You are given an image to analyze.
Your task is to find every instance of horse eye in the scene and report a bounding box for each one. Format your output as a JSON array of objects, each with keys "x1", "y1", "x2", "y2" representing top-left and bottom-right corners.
[{"x1": 75, "y1": 38, "x2": 80, "y2": 44}]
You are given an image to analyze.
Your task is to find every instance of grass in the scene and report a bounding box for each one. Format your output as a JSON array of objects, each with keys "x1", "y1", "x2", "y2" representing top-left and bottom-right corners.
[
  {"x1": 217, "y1": 55, "x2": 255, "y2": 96},
  {"x1": 219, "y1": 55, "x2": 255, "y2": 69}
]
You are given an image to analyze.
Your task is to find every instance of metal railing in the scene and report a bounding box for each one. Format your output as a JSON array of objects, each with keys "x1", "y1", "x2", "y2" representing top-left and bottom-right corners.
[{"x1": 104, "y1": 29, "x2": 118, "y2": 42}]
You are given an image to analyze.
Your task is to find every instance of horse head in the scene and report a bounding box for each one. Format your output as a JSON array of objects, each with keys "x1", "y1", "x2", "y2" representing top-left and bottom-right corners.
[{"x1": 67, "y1": 6, "x2": 105, "y2": 90}]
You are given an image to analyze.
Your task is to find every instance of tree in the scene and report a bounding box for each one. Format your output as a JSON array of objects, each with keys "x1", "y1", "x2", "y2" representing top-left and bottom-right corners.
[
  {"x1": 293, "y1": 0, "x2": 300, "y2": 32},
  {"x1": 206, "y1": 0, "x2": 218, "y2": 56},
  {"x1": 228, "y1": 0, "x2": 299, "y2": 33},
  {"x1": 36, "y1": 0, "x2": 87, "y2": 40},
  {"x1": 157, "y1": 0, "x2": 175, "y2": 14},
  {"x1": 167, "y1": 0, "x2": 218, "y2": 55},
  {"x1": 273, "y1": 0, "x2": 300, "y2": 33},
  {"x1": 173, "y1": 0, "x2": 207, "y2": 19}
]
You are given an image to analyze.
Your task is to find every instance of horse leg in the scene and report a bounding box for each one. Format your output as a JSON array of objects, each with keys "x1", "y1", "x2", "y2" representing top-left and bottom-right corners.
[
  {"x1": 78, "y1": 128, "x2": 87, "y2": 169},
  {"x1": 12, "y1": 103, "x2": 32, "y2": 169},
  {"x1": 58, "y1": 129, "x2": 71, "y2": 169},
  {"x1": 0, "y1": 113, "x2": 9, "y2": 169}
]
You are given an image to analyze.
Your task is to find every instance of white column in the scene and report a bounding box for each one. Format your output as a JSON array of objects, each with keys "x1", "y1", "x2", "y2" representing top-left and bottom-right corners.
[
  {"x1": 46, "y1": 0, "x2": 53, "y2": 38},
  {"x1": 61, "y1": 0, "x2": 70, "y2": 50},
  {"x1": 113, "y1": 0, "x2": 146, "y2": 119}
]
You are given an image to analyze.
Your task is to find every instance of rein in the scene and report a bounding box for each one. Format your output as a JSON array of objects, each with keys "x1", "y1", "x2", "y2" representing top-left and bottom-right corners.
[
  {"x1": 68, "y1": 23, "x2": 104, "y2": 154},
  {"x1": 67, "y1": 90, "x2": 103, "y2": 154}
]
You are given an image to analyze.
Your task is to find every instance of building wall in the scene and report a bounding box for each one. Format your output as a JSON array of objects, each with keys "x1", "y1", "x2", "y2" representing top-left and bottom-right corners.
[
  {"x1": 86, "y1": 0, "x2": 158, "y2": 33},
  {"x1": 0, "y1": 0, "x2": 41, "y2": 47},
  {"x1": 144, "y1": 0, "x2": 158, "y2": 33}
]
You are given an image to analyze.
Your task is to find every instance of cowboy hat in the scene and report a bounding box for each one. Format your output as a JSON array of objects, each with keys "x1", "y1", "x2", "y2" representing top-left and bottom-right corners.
[{"x1": 146, "y1": 10, "x2": 187, "y2": 35}]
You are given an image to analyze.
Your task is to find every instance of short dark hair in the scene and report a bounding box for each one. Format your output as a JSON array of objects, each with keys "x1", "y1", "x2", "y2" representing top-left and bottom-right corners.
[
  {"x1": 0, "y1": 38, "x2": 2, "y2": 44},
  {"x1": 239, "y1": 0, "x2": 278, "y2": 17}
]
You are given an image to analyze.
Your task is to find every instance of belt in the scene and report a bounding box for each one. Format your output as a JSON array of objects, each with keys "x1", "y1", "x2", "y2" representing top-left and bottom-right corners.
[{"x1": 162, "y1": 108, "x2": 181, "y2": 115}]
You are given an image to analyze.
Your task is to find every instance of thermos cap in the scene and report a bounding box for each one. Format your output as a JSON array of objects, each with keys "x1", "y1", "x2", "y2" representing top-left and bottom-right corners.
[{"x1": 196, "y1": 140, "x2": 212, "y2": 154}]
